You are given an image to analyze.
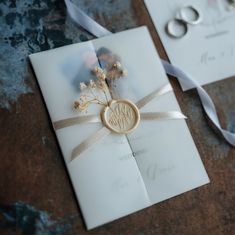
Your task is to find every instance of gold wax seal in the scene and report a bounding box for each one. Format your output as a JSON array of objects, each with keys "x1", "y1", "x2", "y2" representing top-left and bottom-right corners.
[{"x1": 101, "y1": 99, "x2": 140, "y2": 134}]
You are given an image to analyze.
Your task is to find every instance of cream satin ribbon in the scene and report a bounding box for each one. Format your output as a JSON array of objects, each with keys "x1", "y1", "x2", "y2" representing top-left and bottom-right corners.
[
  {"x1": 71, "y1": 127, "x2": 110, "y2": 161},
  {"x1": 135, "y1": 83, "x2": 172, "y2": 109},
  {"x1": 53, "y1": 84, "x2": 186, "y2": 162},
  {"x1": 53, "y1": 115, "x2": 101, "y2": 130},
  {"x1": 140, "y1": 112, "x2": 186, "y2": 120}
]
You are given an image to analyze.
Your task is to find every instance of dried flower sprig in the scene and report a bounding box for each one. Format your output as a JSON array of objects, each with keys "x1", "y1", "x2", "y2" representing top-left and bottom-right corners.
[
  {"x1": 73, "y1": 62, "x2": 126, "y2": 112},
  {"x1": 107, "y1": 61, "x2": 127, "y2": 80}
]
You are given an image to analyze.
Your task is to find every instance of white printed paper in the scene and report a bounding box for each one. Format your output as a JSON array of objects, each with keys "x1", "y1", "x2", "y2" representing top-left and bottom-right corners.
[{"x1": 145, "y1": 0, "x2": 235, "y2": 90}]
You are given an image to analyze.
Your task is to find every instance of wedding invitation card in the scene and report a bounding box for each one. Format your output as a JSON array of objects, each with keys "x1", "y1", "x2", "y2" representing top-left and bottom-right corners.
[{"x1": 30, "y1": 26, "x2": 209, "y2": 229}]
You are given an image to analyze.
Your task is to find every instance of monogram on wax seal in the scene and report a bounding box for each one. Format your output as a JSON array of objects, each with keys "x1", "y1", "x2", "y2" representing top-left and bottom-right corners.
[{"x1": 101, "y1": 99, "x2": 140, "y2": 134}]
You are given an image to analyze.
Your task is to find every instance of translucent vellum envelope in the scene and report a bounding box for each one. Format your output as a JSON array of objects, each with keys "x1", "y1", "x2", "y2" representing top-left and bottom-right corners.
[{"x1": 29, "y1": 26, "x2": 209, "y2": 230}]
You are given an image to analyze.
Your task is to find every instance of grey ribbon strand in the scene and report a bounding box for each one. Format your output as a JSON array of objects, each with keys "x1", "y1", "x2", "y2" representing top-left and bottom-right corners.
[
  {"x1": 162, "y1": 60, "x2": 235, "y2": 146},
  {"x1": 64, "y1": 0, "x2": 111, "y2": 37}
]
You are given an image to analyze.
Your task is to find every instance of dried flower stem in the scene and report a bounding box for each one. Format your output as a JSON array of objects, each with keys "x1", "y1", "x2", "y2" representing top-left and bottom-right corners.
[{"x1": 74, "y1": 62, "x2": 126, "y2": 112}]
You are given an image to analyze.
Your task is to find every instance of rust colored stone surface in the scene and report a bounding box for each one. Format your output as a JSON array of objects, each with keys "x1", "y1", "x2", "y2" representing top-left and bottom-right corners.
[{"x1": 0, "y1": 0, "x2": 235, "y2": 234}]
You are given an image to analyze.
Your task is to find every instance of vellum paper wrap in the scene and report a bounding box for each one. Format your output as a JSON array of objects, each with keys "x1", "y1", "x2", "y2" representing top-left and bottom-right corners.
[{"x1": 29, "y1": 27, "x2": 209, "y2": 230}]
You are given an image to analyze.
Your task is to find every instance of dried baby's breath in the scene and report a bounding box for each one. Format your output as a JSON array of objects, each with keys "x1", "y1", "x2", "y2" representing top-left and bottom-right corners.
[
  {"x1": 79, "y1": 95, "x2": 87, "y2": 102},
  {"x1": 92, "y1": 66, "x2": 106, "y2": 80},
  {"x1": 73, "y1": 101, "x2": 89, "y2": 112},
  {"x1": 106, "y1": 61, "x2": 126, "y2": 80},
  {"x1": 80, "y1": 82, "x2": 87, "y2": 90},
  {"x1": 97, "y1": 80, "x2": 107, "y2": 90},
  {"x1": 74, "y1": 62, "x2": 127, "y2": 112},
  {"x1": 121, "y1": 69, "x2": 127, "y2": 77},
  {"x1": 113, "y1": 61, "x2": 121, "y2": 69},
  {"x1": 89, "y1": 80, "x2": 96, "y2": 89}
]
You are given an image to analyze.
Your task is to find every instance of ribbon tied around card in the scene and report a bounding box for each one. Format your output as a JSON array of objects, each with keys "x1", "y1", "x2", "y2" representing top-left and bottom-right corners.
[{"x1": 53, "y1": 83, "x2": 186, "y2": 162}]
